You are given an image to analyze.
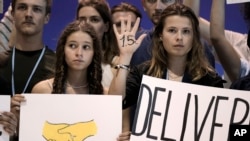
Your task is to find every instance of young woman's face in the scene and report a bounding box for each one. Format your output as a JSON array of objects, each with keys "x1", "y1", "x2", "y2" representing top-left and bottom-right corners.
[
  {"x1": 161, "y1": 15, "x2": 193, "y2": 58},
  {"x1": 78, "y1": 6, "x2": 108, "y2": 40},
  {"x1": 64, "y1": 31, "x2": 94, "y2": 71}
]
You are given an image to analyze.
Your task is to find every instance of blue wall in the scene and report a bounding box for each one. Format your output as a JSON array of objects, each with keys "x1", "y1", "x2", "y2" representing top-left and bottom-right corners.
[{"x1": 1, "y1": 0, "x2": 247, "y2": 50}]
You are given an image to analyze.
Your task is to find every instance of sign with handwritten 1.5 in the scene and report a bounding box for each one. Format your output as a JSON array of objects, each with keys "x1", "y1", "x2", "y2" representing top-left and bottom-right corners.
[{"x1": 0, "y1": 95, "x2": 10, "y2": 141}]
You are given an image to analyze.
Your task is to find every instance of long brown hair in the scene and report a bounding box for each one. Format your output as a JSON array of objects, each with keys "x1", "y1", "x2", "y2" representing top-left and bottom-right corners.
[
  {"x1": 76, "y1": 1, "x2": 119, "y2": 65},
  {"x1": 52, "y1": 20, "x2": 103, "y2": 94},
  {"x1": 147, "y1": 3, "x2": 216, "y2": 81}
]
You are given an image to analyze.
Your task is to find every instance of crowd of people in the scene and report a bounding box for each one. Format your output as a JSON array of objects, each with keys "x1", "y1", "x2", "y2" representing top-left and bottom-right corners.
[{"x1": 0, "y1": 0, "x2": 249, "y2": 140}]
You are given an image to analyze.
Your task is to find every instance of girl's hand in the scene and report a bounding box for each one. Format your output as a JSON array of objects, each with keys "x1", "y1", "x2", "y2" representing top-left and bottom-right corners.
[
  {"x1": 117, "y1": 131, "x2": 131, "y2": 141},
  {"x1": 11, "y1": 94, "x2": 26, "y2": 119}
]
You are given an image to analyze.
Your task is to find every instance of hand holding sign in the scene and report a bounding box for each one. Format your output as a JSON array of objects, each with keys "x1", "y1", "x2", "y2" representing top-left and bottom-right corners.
[
  {"x1": 0, "y1": 96, "x2": 11, "y2": 141},
  {"x1": 11, "y1": 94, "x2": 26, "y2": 120},
  {"x1": 0, "y1": 112, "x2": 17, "y2": 136}
]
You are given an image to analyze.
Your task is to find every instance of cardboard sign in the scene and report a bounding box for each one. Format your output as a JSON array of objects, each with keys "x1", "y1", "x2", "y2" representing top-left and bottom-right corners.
[
  {"x1": 0, "y1": 95, "x2": 10, "y2": 141},
  {"x1": 227, "y1": 0, "x2": 250, "y2": 4},
  {"x1": 130, "y1": 75, "x2": 250, "y2": 141},
  {"x1": 19, "y1": 94, "x2": 122, "y2": 141}
]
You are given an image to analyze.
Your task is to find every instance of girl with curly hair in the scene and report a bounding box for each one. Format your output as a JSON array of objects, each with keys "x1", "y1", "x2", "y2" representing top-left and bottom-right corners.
[{"x1": 32, "y1": 20, "x2": 103, "y2": 94}]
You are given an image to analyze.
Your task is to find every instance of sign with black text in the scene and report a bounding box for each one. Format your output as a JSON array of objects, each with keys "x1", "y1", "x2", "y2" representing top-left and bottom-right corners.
[{"x1": 130, "y1": 75, "x2": 250, "y2": 141}]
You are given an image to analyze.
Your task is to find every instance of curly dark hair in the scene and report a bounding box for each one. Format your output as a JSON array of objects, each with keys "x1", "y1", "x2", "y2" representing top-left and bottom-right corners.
[{"x1": 52, "y1": 20, "x2": 103, "y2": 94}]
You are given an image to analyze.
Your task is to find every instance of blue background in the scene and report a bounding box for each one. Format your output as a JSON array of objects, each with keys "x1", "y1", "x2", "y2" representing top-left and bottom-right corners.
[{"x1": 1, "y1": 0, "x2": 247, "y2": 50}]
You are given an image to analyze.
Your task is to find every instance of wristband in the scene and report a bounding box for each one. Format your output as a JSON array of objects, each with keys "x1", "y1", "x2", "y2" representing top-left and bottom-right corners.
[{"x1": 114, "y1": 64, "x2": 130, "y2": 71}]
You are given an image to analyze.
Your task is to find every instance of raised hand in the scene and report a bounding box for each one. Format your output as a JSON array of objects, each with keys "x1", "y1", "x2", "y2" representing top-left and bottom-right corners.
[{"x1": 113, "y1": 15, "x2": 146, "y2": 57}]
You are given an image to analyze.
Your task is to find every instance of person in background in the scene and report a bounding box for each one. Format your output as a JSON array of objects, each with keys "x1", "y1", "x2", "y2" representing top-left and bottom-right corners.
[
  {"x1": 32, "y1": 21, "x2": 103, "y2": 94},
  {"x1": 78, "y1": 0, "x2": 107, "y2": 4},
  {"x1": 185, "y1": 0, "x2": 250, "y2": 87},
  {"x1": 76, "y1": 1, "x2": 119, "y2": 93},
  {"x1": 111, "y1": 2, "x2": 142, "y2": 34},
  {"x1": 0, "y1": 5, "x2": 15, "y2": 52},
  {"x1": 0, "y1": 5, "x2": 16, "y2": 67},
  {"x1": 131, "y1": 0, "x2": 215, "y2": 69},
  {"x1": 229, "y1": 3, "x2": 250, "y2": 91},
  {"x1": 0, "y1": 0, "x2": 56, "y2": 94},
  {"x1": 110, "y1": 3, "x2": 224, "y2": 140},
  {"x1": 2, "y1": 0, "x2": 56, "y2": 140}
]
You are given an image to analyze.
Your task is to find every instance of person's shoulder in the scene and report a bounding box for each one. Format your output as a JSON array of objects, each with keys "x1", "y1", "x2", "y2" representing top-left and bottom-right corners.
[
  {"x1": 44, "y1": 46, "x2": 55, "y2": 54},
  {"x1": 44, "y1": 46, "x2": 56, "y2": 63},
  {"x1": 131, "y1": 61, "x2": 150, "y2": 74},
  {"x1": 32, "y1": 78, "x2": 53, "y2": 93}
]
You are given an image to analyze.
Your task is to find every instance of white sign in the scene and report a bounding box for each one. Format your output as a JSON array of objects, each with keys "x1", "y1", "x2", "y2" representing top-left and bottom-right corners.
[
  {"x1": 0, "y1": 95, "x2": 10, "y2": 141},
  {"x1": 130, "y1": 75, "x2": 250, "y2": 141},
  {"x1": 19, "y1": 94, "x2": 122, "y2": 141},
  {"x1": 227, "y1": 0, "x2": 250, "y2": 4}
]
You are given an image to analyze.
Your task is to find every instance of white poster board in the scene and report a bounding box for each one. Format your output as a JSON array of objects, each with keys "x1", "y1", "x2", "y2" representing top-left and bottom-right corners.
[
  {"x1": 130, "y1": 75, "x2": 250, "y2": 141},
  {"x1": 0, "y1": 95, "x2": 10, "y2": 141},
  {"x1": 19, "y1": 94, "x2": 122, "y2": 141},
  {"x1": 227, "y1": 0, "x2": 250, "y2": 4}
]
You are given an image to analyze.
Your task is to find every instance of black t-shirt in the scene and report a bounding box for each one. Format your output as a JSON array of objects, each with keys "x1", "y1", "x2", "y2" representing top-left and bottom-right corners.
[{"x1": 0, "y1": 47, "x2": 56, "y2": 95}]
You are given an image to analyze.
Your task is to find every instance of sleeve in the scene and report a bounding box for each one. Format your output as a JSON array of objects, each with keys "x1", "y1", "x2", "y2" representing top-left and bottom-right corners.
[
  {"x1": 122, "y1": 66, "x2": 143, "y2": 109},
  {"x1": 0, "y1": 5, "x2": 14, "y2": 52}
]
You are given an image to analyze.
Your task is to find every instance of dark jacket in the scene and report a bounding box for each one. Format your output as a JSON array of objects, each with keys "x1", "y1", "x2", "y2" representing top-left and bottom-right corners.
[{"x1": 123, "y1": 62, "x2": 224, "y2": 109}]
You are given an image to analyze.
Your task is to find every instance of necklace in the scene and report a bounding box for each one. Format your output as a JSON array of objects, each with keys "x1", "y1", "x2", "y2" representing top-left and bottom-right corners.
[
  {"x1": 65, "y1": 82, "x2": 89, "y2": 89},
  {"x1": 11, "y1": 46, "x2": 46, "y2": 96}
]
